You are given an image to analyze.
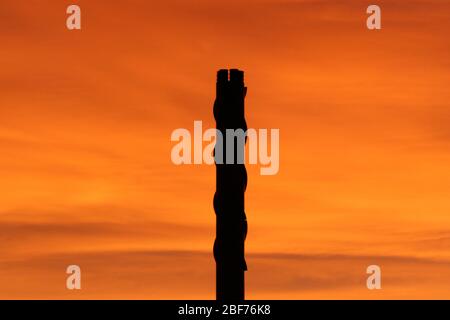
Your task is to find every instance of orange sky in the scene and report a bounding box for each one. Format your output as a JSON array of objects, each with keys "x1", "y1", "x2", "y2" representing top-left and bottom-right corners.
[{"x1": 0, "y1": 0, "x2": 450, "y2": 299}]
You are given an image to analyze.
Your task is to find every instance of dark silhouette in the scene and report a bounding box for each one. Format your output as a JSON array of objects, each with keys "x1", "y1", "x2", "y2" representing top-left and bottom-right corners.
[{"x1": 213, "y1": 69, "x2": 248, "y2": 300}]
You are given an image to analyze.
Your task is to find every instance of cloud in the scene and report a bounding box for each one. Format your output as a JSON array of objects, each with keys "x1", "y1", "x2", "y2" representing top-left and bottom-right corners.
[
  {"x1": 0, "y1": 206, "x2": 212, "y2": 260},
  {"x1": 1, "y1": 250, "x2": 450, "y2": 299}
]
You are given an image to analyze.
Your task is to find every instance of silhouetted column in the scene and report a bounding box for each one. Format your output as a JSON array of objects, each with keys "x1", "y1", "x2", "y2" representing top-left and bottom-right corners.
[{"x1": 213, "y1": 69, "x2": 248, "y2": 300}]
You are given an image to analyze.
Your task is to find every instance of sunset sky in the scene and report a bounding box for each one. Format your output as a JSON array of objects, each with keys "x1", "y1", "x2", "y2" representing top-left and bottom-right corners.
[{"x1": 1, "y1": 0, "x2": 449, "y2": 299}]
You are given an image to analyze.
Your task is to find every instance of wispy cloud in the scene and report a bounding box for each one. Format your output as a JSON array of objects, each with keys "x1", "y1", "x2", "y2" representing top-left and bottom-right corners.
[{"x1": 2, "y1": 250, "x2": 450, "y2": 299}]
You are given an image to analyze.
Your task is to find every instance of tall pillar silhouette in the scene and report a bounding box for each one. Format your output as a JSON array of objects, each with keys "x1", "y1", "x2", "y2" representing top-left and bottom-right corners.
[{"x1": 213, "y1": 69, "x2": 248, "y2": 300}]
